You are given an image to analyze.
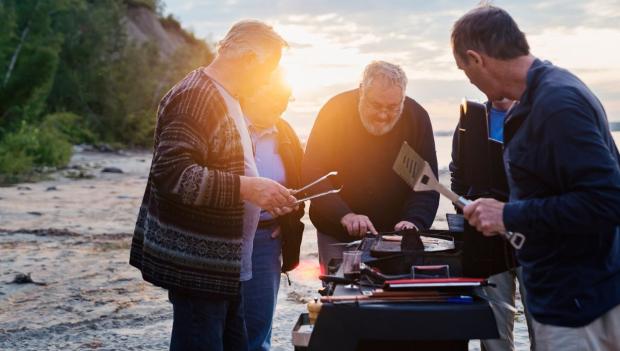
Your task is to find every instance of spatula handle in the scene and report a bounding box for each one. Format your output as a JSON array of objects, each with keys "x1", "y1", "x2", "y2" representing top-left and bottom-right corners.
[{"x1": 455, "y1": 198, "x2": 525, "y2": 250}]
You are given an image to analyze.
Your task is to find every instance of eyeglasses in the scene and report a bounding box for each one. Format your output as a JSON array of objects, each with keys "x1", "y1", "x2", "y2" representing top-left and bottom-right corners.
[{"x1": 361, "y1": 96, "x2": 403, "y2": 115}]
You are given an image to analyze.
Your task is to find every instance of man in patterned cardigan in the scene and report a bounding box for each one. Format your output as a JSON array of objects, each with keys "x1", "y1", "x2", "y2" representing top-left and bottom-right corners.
[{"x1": 129, "y1": 20, "x2": 296, "y2": 351}]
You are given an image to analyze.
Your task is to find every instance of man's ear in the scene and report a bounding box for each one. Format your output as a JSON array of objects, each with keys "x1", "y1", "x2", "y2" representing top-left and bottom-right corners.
[
  {"x1": 239, "y1": 51, "x2": 259, "y2": 70},
  {"x1": 465, "y1": 50, "x2": 483, "y2": 67}
]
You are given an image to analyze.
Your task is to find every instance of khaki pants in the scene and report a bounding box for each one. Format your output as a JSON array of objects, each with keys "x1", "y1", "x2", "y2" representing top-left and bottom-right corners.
[
  {"x1": 532, "y1": 303, "x2": 620, "y2": 351},
  {"x1": 480, "y1": 269, "x2": 535, "y2": 351}
]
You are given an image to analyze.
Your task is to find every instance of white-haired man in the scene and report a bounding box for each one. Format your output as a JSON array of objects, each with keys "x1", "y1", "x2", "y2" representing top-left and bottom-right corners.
[
  {"x1": 302, "y1": 61, "x2": 439, "y2": 273},
  {"x1": 129, "y1": 20, "x2": 296, "y2": 351}
]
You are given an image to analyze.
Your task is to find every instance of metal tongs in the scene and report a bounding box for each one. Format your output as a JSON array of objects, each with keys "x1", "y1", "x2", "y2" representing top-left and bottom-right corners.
[
  {"x1": 392, "y1": 142, "x2": 525, "y2": 250},
  {"x1": 291, "y1": 171, "x2": 342, "y2": 204}
]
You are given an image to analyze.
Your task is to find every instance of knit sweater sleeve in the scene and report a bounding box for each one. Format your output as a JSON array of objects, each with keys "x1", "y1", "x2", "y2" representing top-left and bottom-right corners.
[{"x1": 150, "y1": 84, "x2": 241, "y2": 208}]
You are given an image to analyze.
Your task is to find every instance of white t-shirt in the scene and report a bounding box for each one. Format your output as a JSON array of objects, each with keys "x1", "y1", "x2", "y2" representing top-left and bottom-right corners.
[{"x1": 211, "y1": 79, "x2": 260, "y2": 282}]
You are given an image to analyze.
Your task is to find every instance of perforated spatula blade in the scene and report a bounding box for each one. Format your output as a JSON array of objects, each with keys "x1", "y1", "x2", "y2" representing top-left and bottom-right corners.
[
  {"x1": 392, "y1": 141, "x2": 525, "y2": 250},
  {"x1": 393, "y1": 142, "x2": 459, "y2": 203}
]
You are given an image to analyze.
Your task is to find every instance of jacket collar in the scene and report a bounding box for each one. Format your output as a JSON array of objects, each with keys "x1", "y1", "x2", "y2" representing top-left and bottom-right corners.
[
  {"x1": 275, "y1": 119, "x2": 294, "y2": 147},
  {"x1": 246, "y1": 118, "x2": 278, "y2": 137},
  {"x1": 503, "y1": 59, "x2": 552, "y2": 145},
  {"x1": 506, "y1": 58, "x2": 550, "y2": 124}
]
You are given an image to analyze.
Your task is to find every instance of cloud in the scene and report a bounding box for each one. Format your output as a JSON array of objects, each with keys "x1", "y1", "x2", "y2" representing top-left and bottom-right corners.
[
  {"x1": 164, "y1": 0, "x2": 620, "y2": 129},
  {"x1": 528, "y1": 25, "x2": 620, "y2": 115},
  {"x1": 584, "y1": 0, "x2": 620, "y2": 19}
]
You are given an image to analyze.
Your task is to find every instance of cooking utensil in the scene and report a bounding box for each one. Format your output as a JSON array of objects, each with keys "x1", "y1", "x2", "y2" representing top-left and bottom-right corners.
[
  {"x1": 392, "y1": 141, "x2": 525, "y2": 250},
  {"x1": 292, "y1": 171, "x2": 342, "y2": 204}
]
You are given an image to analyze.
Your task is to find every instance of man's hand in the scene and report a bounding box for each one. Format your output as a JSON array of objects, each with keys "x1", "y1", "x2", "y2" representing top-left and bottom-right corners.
[
  {"x1": 462, "y1": 198, "x2": 506, "y2": 236},
  {"x1": 271, "y1": 227, "x2": 281, "y2": 239},
  {"x1": 267, "y1": 204, "x2": 299, "y2": 218},
  {"x1": 340, "y1": 213, "x2": 378, "y2": 237},
  {"x1": 240, "y1": 176, "x2": 297, "y2": 212},
  {"x1": 394, "y1": 221, "x2": 418, "y2": 231}
]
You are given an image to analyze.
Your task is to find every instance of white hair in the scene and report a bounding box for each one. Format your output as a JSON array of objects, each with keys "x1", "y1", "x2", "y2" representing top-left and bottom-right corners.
[
  {"x1": 217, "y1": 20, "x2": 288, "y2": 63},
  {"x1": 361, "y1": 60, "x2": 408, "y2": 93}
]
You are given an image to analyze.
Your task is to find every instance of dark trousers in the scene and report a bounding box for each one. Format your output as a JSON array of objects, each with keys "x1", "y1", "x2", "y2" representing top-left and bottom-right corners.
[{"x1": 168, "y1": 289, "x2": 248, "y2": 351}]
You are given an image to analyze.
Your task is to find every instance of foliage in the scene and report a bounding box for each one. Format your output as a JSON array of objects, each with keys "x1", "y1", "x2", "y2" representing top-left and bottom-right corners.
[
  {"x1": 0, "y1": 0, "x2": 69, "y2": 133},
  {"x1": 124, "y1": 0, "x2": 165, "y2": 14},
  {"x1": 0, "y1": 121, "x2": 72, "y2": 183},
  {"x1": 0, "y1": 0, "x2": 214, "y2": 181},
  {"x1": 40, "y1": 112, "x2": 97, "y2": 144}
]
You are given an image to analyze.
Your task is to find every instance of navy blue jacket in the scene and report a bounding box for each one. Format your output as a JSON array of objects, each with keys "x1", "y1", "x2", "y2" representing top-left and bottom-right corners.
[
  {"x1": 503, "y1": 59, "x2": 620, "y2": 327},
  {"x1": 302, "y1": 89, "x2": 439, "y2": 242}
]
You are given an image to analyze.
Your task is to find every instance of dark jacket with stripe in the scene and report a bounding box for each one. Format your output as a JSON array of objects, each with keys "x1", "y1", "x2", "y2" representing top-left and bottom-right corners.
[
  {"x1": 449, "y1": 101, "x2": 517, "y2": 277},
  {"x1": 274, "y1": 118, "x2": 305, "y2": 272}
]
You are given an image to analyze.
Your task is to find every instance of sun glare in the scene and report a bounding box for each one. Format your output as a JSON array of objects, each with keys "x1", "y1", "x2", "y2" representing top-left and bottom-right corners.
[{"x1": 276, "y1": 23, "x2": 373, "y2": 98}]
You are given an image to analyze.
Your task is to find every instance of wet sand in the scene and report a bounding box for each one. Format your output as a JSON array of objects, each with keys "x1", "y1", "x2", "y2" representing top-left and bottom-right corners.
[{"x1": 0, "y1": 149, "x2": 529, "y2": 350}]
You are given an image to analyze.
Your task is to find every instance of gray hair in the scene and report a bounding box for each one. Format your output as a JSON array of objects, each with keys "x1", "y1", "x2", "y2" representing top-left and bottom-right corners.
[
  {"x1": 361, "y1": 61, "x2": 407, "y2": 93},
  {"x1": 451, "y1": 4, "x2": 529, "y2": 62},
  {"x1": 218, "y1": 20, "x2": 288, "y2": 62}
]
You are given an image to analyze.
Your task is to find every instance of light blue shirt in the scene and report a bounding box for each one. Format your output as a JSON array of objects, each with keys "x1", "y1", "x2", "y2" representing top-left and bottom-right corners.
[
  {"x1": 247, "y1": 120, "x2": 287, "y2": 222},
  {"x1": 488, "y1": 107, "x2": 506, "y2": 143}
]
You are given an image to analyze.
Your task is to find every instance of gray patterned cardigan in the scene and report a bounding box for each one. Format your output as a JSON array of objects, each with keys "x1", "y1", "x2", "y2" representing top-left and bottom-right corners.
[{"x1": 130, "y1": 68, "x2": 247, "y2": 297}]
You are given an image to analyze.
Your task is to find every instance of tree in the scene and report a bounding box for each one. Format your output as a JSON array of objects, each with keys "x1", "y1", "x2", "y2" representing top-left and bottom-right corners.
[
  {"x1": 0, "y1": 0, "x2": 79, "y2": 134},
  {"x1": 0, "y1": 0, "x2": 215, "y2": 181}
]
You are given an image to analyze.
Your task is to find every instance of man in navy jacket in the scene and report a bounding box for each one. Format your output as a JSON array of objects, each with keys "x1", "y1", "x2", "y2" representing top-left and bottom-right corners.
[{"x1": 452, "y1": 5, "x2": 620, "y2": 350}]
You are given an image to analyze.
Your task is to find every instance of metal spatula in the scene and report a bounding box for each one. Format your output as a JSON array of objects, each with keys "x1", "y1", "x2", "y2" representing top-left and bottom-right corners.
[{"x1": 393, "y1": 141, "x2": 525, "y2": 250}]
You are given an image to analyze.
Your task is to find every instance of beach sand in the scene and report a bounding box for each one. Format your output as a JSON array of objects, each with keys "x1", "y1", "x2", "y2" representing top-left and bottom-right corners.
[{"x1": 0, "y1": 148, "x2": 530, "y2": 350}]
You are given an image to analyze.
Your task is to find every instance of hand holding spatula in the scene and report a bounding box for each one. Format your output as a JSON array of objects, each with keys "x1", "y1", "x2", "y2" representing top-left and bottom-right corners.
[{"x1": 392, "y1": 141, "x2": 525, "y2": 250}]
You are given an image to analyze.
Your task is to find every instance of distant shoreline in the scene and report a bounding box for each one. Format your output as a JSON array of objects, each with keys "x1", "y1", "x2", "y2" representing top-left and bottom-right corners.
[{"x1": 433, "y1": 121, "x2": 620, "y2": 137}]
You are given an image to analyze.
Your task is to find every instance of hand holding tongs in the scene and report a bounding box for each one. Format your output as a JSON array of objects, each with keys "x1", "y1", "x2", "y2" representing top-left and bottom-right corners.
[
  {"x1": 291, "y1": 171, "x2": 342, "y2": 204},
  {"x1": 393, "y1": 142, "x2": 525, "y2": 250}
]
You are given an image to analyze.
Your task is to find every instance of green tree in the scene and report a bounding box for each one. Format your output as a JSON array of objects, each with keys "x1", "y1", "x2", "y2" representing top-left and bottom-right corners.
[
  {"x1": 46, "y1": 0, "x2": 125, "y2": 140},
  {"x1": 0, "y1": 0, "x2": 80, "y2": 134},
  {"x1": 0, "y1": 0, "x2": 215, "y2": 181}
]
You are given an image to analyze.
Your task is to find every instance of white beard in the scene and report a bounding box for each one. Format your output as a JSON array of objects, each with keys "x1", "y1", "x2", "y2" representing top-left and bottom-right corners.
[{"x1": 359, "y1": 109, "x2": 403, "y2": 136}]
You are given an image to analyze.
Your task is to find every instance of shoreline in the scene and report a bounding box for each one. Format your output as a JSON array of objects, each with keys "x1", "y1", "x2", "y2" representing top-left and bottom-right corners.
[{"x1": 0, "y1": 149, "x2": 529, "y2": 350}]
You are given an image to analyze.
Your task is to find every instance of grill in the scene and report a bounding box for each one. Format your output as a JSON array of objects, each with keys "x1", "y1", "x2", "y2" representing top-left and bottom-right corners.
[{"x1": 292, "y1": 227, "x2": 501, "y2": 350}]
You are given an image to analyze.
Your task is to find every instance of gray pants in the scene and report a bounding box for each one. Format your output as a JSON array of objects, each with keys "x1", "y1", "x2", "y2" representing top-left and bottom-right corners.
[
  {"x1": 533, "y1": 303, "x2": 620, "y2": 351},
  {"x1": 480, "y1": 268, "x2": 535, "y2": 351}
]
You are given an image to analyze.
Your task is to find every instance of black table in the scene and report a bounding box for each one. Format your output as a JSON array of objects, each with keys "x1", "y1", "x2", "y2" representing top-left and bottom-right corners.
[{"x1": 307, "y1": 282, "x2": 499, "y2": 350}]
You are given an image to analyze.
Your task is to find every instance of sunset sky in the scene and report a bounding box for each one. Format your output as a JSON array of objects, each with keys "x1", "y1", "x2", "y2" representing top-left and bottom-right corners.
[{"x1": 164, "y1": 0, "x2": 620, "y2": 137}]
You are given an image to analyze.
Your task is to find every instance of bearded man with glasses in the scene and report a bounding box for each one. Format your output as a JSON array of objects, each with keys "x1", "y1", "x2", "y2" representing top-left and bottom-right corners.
[{"x1": 302, "y1": 60, "x2": 440, "y2": 274}]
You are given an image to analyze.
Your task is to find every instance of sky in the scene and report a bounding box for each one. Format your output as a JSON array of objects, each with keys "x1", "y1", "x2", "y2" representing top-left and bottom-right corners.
[{"x1": 163, "y1": 0, "x2": 620, "y2": 138}]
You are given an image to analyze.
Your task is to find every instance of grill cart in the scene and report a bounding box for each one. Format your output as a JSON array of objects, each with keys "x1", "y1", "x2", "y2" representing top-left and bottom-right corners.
[{"x1": 292, "y1": 229, "x2": 500, "y2": 351}]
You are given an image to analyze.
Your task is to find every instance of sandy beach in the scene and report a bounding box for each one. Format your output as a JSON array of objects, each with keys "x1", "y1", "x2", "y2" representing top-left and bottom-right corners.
[{"x1": 0, "y1": 148, "x2": 530, "y2": 350}]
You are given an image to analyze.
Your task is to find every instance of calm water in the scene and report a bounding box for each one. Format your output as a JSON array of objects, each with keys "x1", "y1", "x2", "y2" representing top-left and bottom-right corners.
[
  {"x1": 294, "y1": 121, "x2": 620, "y2": 171},
  {"x1": 437, "y1": 130, "x2": 620, "y2": 170}
]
